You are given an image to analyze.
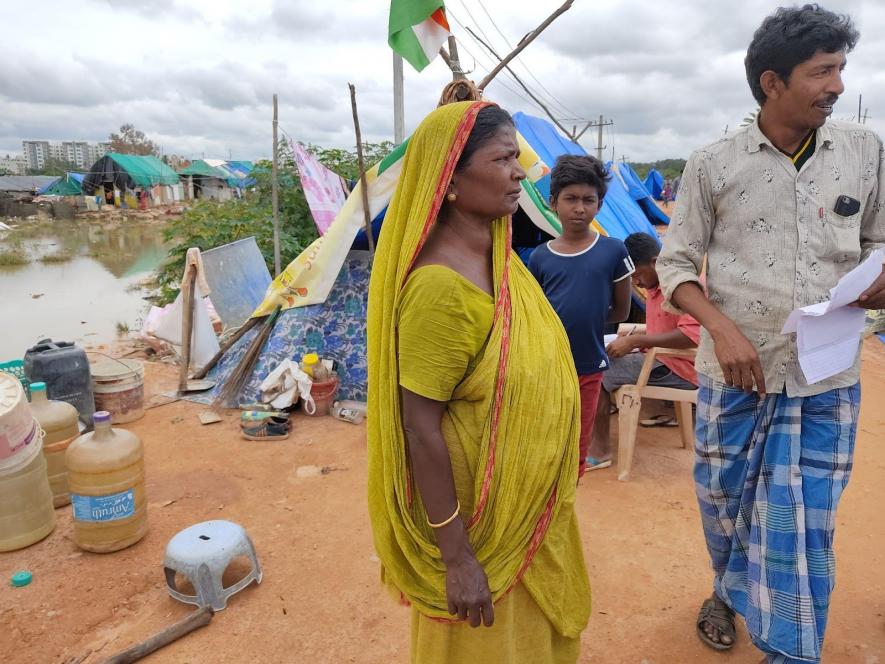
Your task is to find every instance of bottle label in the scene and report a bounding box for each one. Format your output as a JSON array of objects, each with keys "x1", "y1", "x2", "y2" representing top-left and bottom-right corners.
[{"x1": 71, "y1": 489, "x2": 135, "y2": 522}]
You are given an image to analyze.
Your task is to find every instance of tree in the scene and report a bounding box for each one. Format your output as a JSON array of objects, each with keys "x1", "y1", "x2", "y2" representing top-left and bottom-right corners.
[
  {"x1": 154, "y1": 140, "x2": 394, "y2": 306},
  {"x1": 108, "y1": 123, "x2": 159, "y2": 156},
  {"x1": 28, "y1": 157, "x2": 79, "y2": 176},
  {"x1": 304, "y1": 141, "x2": 395, "y2": 180}
]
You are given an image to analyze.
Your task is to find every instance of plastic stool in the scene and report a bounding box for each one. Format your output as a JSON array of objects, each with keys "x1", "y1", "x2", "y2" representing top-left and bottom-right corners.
[{"x1": 163, "y1": 520, "x2": 262, "y2": 611}]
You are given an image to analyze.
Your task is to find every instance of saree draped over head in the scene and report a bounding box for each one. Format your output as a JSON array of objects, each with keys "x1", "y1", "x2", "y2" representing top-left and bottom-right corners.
[{"x1": 367, "y1": 100, "x2": 590, "y2": 639}]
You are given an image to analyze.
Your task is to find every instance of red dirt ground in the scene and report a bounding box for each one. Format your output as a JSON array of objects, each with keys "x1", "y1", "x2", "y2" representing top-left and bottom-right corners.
[{"x1": 3, "y1": 342, "x2": 885, "y2": 663}]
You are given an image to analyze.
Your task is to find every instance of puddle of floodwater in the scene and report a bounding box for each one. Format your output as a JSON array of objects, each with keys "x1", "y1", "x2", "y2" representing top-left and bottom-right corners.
[{"x1": 0, "y1": 221, "x2": 168, "y2": 359}]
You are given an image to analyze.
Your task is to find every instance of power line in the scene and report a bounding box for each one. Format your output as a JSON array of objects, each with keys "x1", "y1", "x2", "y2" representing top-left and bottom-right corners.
[
  {"x1": 459, "y1": 0, "x2": 575, "y2": 120},
  {"x1": 446, "y1": 12, "x2": 549, "y2": 115},
  {"x1": 473, "y1": 0, "x2": 583, "y2": 121}
]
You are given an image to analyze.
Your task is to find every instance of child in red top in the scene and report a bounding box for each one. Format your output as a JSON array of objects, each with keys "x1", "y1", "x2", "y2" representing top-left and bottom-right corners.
[{"x1": 589, "y1": 232, "x2": 701, "y2": 460}]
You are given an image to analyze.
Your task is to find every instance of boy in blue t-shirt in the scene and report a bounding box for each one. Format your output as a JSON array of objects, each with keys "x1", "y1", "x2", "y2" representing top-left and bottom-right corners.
[{"x1": 528, "y1": 155, "x2": 633, "y2": 477}]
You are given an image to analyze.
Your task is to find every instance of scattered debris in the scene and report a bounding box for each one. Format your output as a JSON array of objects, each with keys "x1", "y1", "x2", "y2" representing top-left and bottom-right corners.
[
  {"x1": 294, "y1": 464, "x2": 346, "y2": 479},
  {"x1": 198, "y1": 410, "x2": 222, "y2": 425},
  {"x1": 171, "y1": 416, "x2": 184, "y2": 424},
  {"x1": 10, "y1": 571, "x2": 32, "y2": 587}
]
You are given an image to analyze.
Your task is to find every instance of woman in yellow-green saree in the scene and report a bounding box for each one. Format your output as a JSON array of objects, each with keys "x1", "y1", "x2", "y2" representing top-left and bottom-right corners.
[{"x1": 367, "y1": 100, "x2": 590, "y2": 663}]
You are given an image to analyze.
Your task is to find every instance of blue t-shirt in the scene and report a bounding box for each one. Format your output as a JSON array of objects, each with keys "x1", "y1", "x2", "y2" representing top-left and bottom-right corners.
[{"x1": 528, "y1": 235, "x2": 634, "y2": 375}]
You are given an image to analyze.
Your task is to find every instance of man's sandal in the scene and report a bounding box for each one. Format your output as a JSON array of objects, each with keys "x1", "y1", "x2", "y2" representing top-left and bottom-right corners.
[{"x1": 696, "y1": 595, "x2": 736, "y2": 651}]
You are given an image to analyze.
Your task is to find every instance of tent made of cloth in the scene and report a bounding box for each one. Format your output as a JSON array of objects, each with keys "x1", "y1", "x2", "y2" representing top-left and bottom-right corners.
[
  {"x1": 39, "y1": 172, "x2": 85, "y2": 196},
  {"x1": 643, "y1": 168, "x2": 664, "y2": 200},
  {"x1": 511, "y1": 112, "x2": 666, "y2": 240},
  {"x1": 185, "y1": 251, "x2": 372, "y2": 406},
  {"x1": 611, "y1": 162, "x2": 669, "y2": 225},
  {"x1": 82, "y1": 153, "x2": 180, "y2": 194},
  {"x1": 178, "y1": 159, "x2": 231, "y2": 180}
]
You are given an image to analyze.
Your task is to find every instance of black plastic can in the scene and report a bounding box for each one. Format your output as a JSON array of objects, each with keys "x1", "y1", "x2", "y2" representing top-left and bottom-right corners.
[{"x1": 24, "y1": 339, "x2": 94, "y2": 427}]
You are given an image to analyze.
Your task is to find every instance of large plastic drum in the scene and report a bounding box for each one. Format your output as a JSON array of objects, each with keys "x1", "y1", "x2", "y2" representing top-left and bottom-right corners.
[{"x1": 0, "y1": 372, "x2": 37, "y2": 464}]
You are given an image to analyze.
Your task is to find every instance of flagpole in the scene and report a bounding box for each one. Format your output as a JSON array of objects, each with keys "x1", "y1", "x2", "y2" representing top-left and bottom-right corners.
[{"x1": 393, "y1": 52, "x2": 405, "y2": 145}]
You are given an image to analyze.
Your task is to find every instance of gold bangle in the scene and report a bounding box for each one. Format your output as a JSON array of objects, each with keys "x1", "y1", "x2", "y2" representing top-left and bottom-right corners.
[{"x1": 428, "y1": 501, "x2": 461, "y2": 529}]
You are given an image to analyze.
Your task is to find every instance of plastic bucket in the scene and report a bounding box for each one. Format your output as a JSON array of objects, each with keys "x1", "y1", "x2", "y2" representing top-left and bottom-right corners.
[
  {"x1": 0, "y1": 419, "x2": 43, "y2": 474},
  {"x1": 91, "y1": 359, "x2": 145, "y2": 424},
  {"x1": 0, "y1": 372, "x2": 36, "y2": 462},
  {"x1": 306, "y1": 377, "x2": 339, "y2": 417}
]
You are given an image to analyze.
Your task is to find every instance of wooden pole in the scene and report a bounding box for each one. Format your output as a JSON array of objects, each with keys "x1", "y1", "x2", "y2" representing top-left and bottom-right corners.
[
  {"x1": 478, "y1": 0, "x2": 574, "y2": 90},
  {"x1": 101, "y1": 607, "x2": 214, "y2": 664},
  {"x1": 467, "y1": 27, "x2": 574, "y2": 139},
  {"x1": 447, "y1": 35, "x2": 466, "y2": 80},
  {"x1": 178, "y1": 266, "x2": 195, "y2": 393},
  {"x1": 574, "y1": 120, "x2": 594, "y2": 141},
  {"x1": 349, "y1": 83, "x2": 376, "y2": 254},
  {"x1": 271, "y1": 93, "x2": 281, "y2": 276}
]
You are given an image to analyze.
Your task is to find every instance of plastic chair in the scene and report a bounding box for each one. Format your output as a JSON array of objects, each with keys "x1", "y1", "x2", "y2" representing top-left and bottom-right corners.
[
  {"x1": 613, "y1": 345, "x2": 698, "y2": 481},
  {"x1": 163, "y1": 520, "x2": 262, "y2": 611}
]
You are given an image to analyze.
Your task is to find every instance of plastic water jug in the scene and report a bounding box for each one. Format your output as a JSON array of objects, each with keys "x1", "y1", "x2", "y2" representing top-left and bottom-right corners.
[
  {"x1": 24, "y1": 339, "x2": 95, "y2": 427},
  {"x1": 0, "y1": 428, "x2": 56, "y2": 552},
  {"x1": 66, "y1": 411, "x2": 147, "y2": 552},
  {"x1": 29, "y1": 382, "x2": 79, "y2": 507}
]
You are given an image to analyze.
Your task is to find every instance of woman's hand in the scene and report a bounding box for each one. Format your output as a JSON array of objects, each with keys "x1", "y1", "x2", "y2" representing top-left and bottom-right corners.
[{"x1": 444, "y1": 551, "x2": 495, "y2": 627}]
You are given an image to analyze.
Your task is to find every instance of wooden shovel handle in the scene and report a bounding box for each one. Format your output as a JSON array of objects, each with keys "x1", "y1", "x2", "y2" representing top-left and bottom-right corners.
[{"x1": 101, "y1": 606, "x2": 214, "y2": 664}]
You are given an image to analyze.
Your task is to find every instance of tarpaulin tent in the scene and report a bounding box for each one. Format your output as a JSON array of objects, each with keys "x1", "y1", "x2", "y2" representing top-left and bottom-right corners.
[
  {"x1": 82, "y1": 153, "x2": 179, "y2": 194},
  {"x1": 614, "y1": 162, "x2": 670, "y2": 226},
  {"x1": 643, "y1": 168, "x2": 664, "y2": 200},
  {"x1": 39, "y1": 172, "x2": 85, "y2": 196}
]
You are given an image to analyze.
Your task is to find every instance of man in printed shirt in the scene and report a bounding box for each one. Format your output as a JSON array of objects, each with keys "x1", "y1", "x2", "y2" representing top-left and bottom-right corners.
[{"x1": 658, "y1": 6, "x2": 885, "y2": 664}]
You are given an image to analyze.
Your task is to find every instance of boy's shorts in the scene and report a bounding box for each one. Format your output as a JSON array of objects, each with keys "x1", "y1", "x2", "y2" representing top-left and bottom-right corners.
[{"x1": 601, "y1": 352, "x2": 696, "y2": 393}]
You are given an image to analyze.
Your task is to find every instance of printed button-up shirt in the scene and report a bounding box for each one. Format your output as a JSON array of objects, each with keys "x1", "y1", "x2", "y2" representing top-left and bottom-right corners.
[{"x1": 657, "y1": 118, "x2": 885, "y2": 396}]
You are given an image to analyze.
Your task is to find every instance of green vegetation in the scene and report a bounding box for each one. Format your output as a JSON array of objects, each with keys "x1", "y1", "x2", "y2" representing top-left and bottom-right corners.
[
  {"x1": 39, "y1": 251, "x2": 73, "y2": 263},
  {"x1": 154, "y1": 141, "x2": 393, "y2": 305},
  {"x1": 116, "y1": 321, "x2": 130, "y2": 334},
  {"x1": 0, "y1": 248, "x2": 29, "y2": 266},
  {"x1": 629, "y1": 158, "x2": 687, "y2": 181}
]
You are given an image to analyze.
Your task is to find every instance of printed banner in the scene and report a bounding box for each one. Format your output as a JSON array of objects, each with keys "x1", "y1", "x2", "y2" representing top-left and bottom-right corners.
[{"x1": 291, "y1": 141, "x2": 348, "y2": 236}]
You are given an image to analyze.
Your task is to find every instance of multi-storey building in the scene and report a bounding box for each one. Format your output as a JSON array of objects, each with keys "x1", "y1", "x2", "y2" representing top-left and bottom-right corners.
[
  {"x1": 0, "y1": 155, "x2": 28, "y2": 174},
  {"x1": 22, "y1": 140, "x2": 109, "y2": 170}
]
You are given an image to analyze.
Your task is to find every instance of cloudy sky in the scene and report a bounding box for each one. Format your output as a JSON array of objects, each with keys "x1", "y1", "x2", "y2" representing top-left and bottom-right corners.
[{"x1": 2, "y1": 0, "x2": 884, "y2": 163}]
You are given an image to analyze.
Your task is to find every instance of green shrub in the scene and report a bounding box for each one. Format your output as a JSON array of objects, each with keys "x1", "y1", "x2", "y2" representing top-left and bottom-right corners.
[{"x1": 154, "y1": 141, "x2": 392, "y2": 305}]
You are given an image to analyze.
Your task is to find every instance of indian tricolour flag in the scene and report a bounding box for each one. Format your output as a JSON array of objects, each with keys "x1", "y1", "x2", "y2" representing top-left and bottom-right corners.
[{"x1": 388, "y1": 0, "x2": 450, "y2": 72}]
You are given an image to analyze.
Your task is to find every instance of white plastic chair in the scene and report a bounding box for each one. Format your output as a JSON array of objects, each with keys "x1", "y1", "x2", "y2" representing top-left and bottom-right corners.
[{"x1": 613, "y1": 344, "x2": 698, "y2": 481}]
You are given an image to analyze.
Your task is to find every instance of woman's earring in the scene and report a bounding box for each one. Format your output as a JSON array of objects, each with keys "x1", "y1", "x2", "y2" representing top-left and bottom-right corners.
[{"x1": 446, "y1": 192, "x2": 457, "y2": 202}]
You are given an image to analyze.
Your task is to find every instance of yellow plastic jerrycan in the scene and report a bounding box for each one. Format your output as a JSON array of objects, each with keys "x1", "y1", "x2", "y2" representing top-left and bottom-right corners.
[
  {"x1": 29, "y1": 382, "x2": 79, "y2": 507},
  {"x1": 66, "y1": 411, "x2": 147, "y2": 552}
]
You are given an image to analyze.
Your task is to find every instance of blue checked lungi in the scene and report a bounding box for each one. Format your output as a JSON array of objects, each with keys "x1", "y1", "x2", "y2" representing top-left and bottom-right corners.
[{"x1": 695, "y1": 376, "x2": 860, "y2": 664}]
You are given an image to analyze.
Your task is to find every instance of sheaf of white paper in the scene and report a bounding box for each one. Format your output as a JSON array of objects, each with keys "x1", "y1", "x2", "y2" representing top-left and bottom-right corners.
[
  {"x1": 780, "y1": 248, "x2": 883, "y2": 384},
  {"x1": 783, "y1": 248, "x2": 885, "y2": 334}
]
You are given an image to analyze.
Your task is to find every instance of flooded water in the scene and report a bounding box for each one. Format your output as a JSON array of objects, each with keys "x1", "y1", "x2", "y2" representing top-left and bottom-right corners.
[{"x1": 0, "y1": 221, "x2": 168, "y2": 360}]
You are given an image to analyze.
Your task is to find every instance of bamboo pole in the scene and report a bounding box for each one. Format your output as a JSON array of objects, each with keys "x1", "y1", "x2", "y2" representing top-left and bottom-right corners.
[{"x1": 348, "y1": 83, "x2": 375, "y2": 254}]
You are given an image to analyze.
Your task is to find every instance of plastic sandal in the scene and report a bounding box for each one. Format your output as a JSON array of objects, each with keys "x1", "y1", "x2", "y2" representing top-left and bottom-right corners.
[{"x1": 241, "y1": 421, "x2": 290, "y2": 441}]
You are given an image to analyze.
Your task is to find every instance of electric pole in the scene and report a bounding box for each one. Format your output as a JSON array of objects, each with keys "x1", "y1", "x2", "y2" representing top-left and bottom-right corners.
[{"x1": 577, "y1": 115, "x2": 613, "y2": 161}]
